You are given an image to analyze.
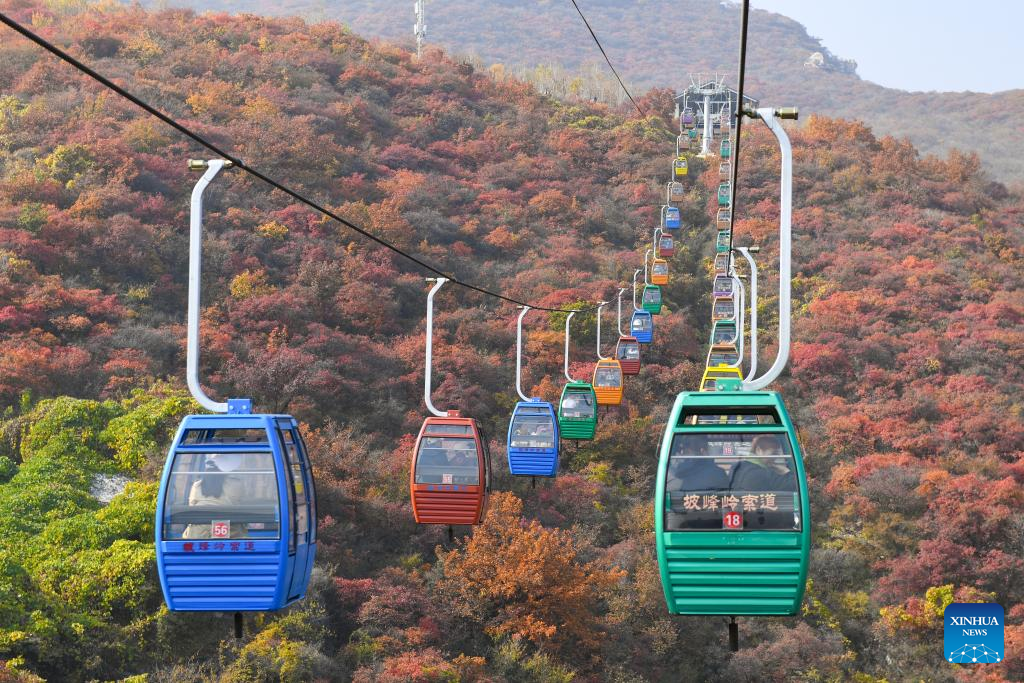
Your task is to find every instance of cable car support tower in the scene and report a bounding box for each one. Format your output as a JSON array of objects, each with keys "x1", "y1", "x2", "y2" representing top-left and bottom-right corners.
[{"x1": 413, "y1": 0, "x2": 427, "y2": 59}]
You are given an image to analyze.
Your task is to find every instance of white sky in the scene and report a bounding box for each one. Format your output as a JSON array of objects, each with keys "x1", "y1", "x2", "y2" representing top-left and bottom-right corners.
[{"x1": 751, "y1": 0, "x2": 1024, "y2": 93}]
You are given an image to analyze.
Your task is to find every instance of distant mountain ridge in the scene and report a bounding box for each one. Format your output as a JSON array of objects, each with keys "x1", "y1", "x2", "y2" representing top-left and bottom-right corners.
[{"x1": 132, "y1": 0, "x2": 1024, "y2": 181}]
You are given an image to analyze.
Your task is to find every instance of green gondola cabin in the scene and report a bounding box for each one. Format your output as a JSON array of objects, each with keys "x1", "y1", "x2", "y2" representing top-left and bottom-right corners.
[
  {"x1": 558, "y1": 381, "x2": 598, "y2": 440},
  {"x1": 642, "y1": 284, "x2": 663, "y2": 314},
  {"x1": 655, "y1": 391, "x2": 810, "y2": 616},
  {"x1": 718, "y1": 183, "x2": 731, "y2": 207}
]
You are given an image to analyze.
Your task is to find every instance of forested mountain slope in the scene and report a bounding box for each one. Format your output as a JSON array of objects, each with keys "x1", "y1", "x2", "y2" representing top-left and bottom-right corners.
[
  {"x1": 0, "y1": 1, "x2": 1021, "y2": 681},
  {"x1": 128, "y1": 0, "x2": 1024, "y2": 181}
]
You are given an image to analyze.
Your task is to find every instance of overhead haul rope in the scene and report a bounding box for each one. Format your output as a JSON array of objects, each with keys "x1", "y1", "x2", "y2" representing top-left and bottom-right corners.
[
  {"x1": 568, "y1": 0, "x2": 649, "y2": 119},
  {"x1": 726, "y1": 0, "x2": 751, "y2": 255},
  {"x1": 0, "y1": 12, "x2": 602, "y2": 313}
]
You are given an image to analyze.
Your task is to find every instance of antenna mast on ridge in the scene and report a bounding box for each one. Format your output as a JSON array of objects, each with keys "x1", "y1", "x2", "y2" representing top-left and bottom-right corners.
[{"x1": 414, "y1": 0, "x2": 427, "y2": 58}]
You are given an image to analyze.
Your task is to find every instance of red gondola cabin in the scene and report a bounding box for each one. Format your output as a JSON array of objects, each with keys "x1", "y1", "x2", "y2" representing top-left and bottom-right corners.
[
  {"x1": 659, "y1": 233, "x2": 675, "y2": 258},
  {"x1": 616, "y1": 336, "x2": 642, "y2": 375},
  {"x1": 410, "y1": 412, "x2": 490, "y2": 526}
]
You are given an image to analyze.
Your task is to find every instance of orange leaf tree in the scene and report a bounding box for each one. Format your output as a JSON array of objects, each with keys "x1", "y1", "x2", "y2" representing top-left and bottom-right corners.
[{"x1": 438, "y1": 492, "x2": 624, "y2": 656}]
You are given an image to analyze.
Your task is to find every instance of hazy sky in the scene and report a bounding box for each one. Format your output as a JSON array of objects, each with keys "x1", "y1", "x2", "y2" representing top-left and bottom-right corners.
[{"x1": 751, "y1": 1, "x2": 1023, "y2": 93}]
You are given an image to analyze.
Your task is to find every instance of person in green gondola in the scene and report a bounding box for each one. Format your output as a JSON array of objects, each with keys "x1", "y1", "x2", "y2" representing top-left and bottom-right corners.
[
  {"x1": 670, "y1": 436, "x2": 729, "y2": 491},
  {"x1": 752, "y1": 434, "x2": 795, "y2": 490},
  {"x1": 666, "y1": 436, "x2": 728, "y2": 529},
  {"x1": 729, "y1": 437, "x2": 776, "y2": 492}
]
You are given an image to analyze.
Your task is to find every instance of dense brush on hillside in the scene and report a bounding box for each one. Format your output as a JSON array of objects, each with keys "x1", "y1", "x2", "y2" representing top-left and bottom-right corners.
[
  {"x1": 138, "y1": 0, "x2": 1024, "y2": 181},
  {"x1": 0, "y1": 2, "x2": 1021, "y2": 681}
]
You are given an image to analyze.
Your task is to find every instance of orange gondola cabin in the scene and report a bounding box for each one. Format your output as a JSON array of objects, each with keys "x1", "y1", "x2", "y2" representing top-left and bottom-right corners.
[
  {"x1": 410, "y1": 412, "x2": 491, "y2": 526},
  {"x1": 593, "y1": 358, "x2": 624, "y2": 406}
]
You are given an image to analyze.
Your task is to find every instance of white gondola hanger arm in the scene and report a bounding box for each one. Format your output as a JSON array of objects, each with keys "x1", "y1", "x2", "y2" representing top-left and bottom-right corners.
[
  {"x1": 728, "y1": 272, "x2": 745, "y2": 368},
  {"x1": 515, "y1": 306, "x2": 531, "y2": 402},
  {"x1": 632, "y1": 269, "x2": 642, "y2": 311},
  {"x1": 423, "y1": 277, "x2": 448, "y2": 417},
  {"x1": 187, "y1": 159, "x2": 231, "y2": 414},
  {"x1": 596, "y1": 301, "x2": 608, "y2": 360},
  {"x1": 737, "y1": 247, "x2": 759, "y2": 381},
  {"x1": 616, "y1": 287, "x2": 626, "y2": 337},
  {"x1": 743, "y1": 107, "x2": 795, "y2": 391},
  {"x1": 563, "y1": 311, "x2": 577, "y2": 382}
]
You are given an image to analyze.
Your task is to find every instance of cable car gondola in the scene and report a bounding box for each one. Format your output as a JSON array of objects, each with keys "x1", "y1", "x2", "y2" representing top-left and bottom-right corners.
[
  {"x1": 616, "y1": 286, "x2": 642, "y2": 376},
  {"x1": 668, "y1": 182, "x2": 685, "y2": 203},
  {"x1": 718, "y1": 182, "x2": 731, "y2": 207},
  {"x1": 412, "y1": 413, "x2": 491, "y2": 525},
  {"x1": 642, "y1": 284, "x2": 663, "y2": 314},
  {"x1": 716, "y1": 231, "x2": 731, "y2": 253},
  {"x1": 631, "y1": 310, "x2": 654, "y2": 344},
  {"x1": 710, "y1": 319, "x2": 738, "y2": 348},
  {"x1": 591, "y1": 302, "x2": 624, "y2": 406},
  {"x1": 720, "y1": 162, "x2": 731, "y2": 180},
  {"x1": 707, "y1": 348, "x2": 740, "y2": 367},
  {"x1": 507, "y1": 400, "x2": 559, "y2": 477},
  {"x1": 714, "y1": 253, "x2": 730, "y2": 274},
  {"x1": 659, "y1": 233, "x2": 675, "y2": 258},
  {"x1": 616, "y1": 336, "x2": 641, "y2": 375},
  {"x1": 681, "y1": 110, "x2": 696, "y2": 129},
  {"x1": 157, "y1": 414, "x2": 318, "y2": 612},
  {"x1": 673, "y1": 156, "x2": 689, "y2": 178},
  {"x1": 655, "y1": 391, "x2": 810, "y2": 616},
  {"x1": 663, "y1": 205, "x2": 681, "y2": 230},
  {"x1": 717, "y1": 209, "x2": 731, "y2": 229},
  {"x1": 157, "y1": 160, "x2": 316, "y2": 613},
  {"x1": 713, "y1": 274, "x2": 734, "y2": 298},
  {"x1": 558, "y1": 311, "x2": 598, "y2": 440},
  {"x1": 677, "y1": 134, "x2": 690, "y2": 157},
  {"x1": 651, "y1": 259, "x2": 670, "y2": 286},
  {"x1": 720, "y1": 139, "x2": 731, "y2": 159},
  {"x1": 558, "y1": 382, "x2": 598, "y2": 440},
  {"x1": 593, "y1": 358, "x2": 624, "y2": 406},
  {"x1": 712, "y1": 296, "x2": 735, "y2": 321},
  {"x1": 506, "y1": 307, "x2": 560, "y2": 477},
  {"x1": 700, "y1": 364, "x2": 744, "y2": 392},
  {"x1": 412, "y1": 279, "x2": 491, "y2": 526}
]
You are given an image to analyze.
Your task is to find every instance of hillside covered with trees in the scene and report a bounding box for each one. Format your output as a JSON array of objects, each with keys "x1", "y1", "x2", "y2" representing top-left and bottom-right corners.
[
  {"x1": 131, "y1": 0, "x2": 1024, "y2": 182},
  {"x1": 0, "y1": 1, "x2": 1022, "y2": 681}
]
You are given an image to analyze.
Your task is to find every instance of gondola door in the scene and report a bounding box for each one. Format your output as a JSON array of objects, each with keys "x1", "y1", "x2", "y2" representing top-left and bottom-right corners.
[{"x1": 279, "y1": 423, "x2": 312, "y2": 600}]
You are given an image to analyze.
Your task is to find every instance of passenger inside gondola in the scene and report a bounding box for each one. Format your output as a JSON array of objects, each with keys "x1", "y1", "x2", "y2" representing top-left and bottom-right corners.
[
  {"x1": 633, "y1": 317, "x2": 652, "y2": 334},
  {"x1": 617, "y1": 344, "x2": 640, "y2": 360},
  {"x1": 594, "y1": 366, "x2": 622, "y2": 388},
  {"x1": 510, "y1": 410, "x2": 555, "y2": 449},
  {"x1": 415, "y1": 437, "x2": 479, "y2": 485},
  {"x1": 713, "y1": 324, "x2": 736, "y2": 345},
  {"x1": 663, "y1": 432, "x2": 800, "y2": 531},
  {"x1": 561, "y1": 393, "x2": 595, "y2": 419},
  {"x1": 163, "y1": 450, "x2": 280, "y2": 540}
]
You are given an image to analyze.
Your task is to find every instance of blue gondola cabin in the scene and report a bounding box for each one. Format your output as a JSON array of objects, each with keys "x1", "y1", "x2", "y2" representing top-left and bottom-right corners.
[
  {"x1": 663, "y1": 206, "x2": 681, "y2": 230},
  {"x1": 157, "y1": 414, "x2": 317, "y2": 612},
  {"x1": 507, "y1": 400, "x2": 560, "y2": 477},
  {"x1": 631, "y1": 310, "x2": 654, "y2": 344}
]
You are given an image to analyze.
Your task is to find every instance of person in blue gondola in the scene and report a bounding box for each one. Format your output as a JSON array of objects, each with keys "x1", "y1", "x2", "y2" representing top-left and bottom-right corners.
[
  {"x1": 535, "y1": 421, "x2": 552, "y2": 438},
  {"x1": 183, "y1": 453, "x2": 245, "y2": 539}
]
